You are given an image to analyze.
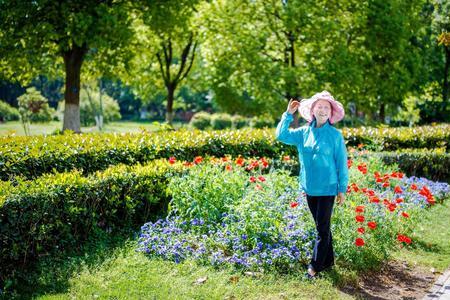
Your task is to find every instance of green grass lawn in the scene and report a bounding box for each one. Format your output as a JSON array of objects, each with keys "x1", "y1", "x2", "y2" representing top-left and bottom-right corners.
[
  {"x1": 0, "y1": 121, "x2": 188, "y2": 136},
  {"x1": 8, "y1": 199, "x2": 447, "y2": 300}
]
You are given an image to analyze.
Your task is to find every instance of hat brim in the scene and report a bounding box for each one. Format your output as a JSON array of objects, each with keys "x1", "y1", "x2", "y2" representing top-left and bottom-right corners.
[{"x1": 298, "y1": 96, "x2": 345, "y2": 124}]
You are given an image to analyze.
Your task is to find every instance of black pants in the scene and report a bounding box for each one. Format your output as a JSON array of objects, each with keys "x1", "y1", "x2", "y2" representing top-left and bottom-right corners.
[{"x1": 306, "y1": 195, "x2": 335, "y2": 272}]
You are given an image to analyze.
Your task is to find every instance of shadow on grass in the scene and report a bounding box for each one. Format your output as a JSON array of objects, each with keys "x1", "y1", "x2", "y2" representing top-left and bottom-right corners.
[{"x1": 2, "y1": 228, "x2": 138, "y2": 300}]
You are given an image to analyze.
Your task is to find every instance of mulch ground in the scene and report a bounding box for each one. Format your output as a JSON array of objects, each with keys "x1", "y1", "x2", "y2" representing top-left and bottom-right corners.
[{"x1": 340, "y1": 260, "x2": 438, "y2": 299}]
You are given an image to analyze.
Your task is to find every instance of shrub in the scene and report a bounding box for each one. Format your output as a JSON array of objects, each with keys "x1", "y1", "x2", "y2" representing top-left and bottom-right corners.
[
  {"x1": 211, "y1": 113, "x2": 233, "y2": 130},
  {"x1": 232, "y1": 115, "x2": 249, "y2": 129},
  {"x1": 0, "y1": 101, "x2": 20, "y2": 122},
  {"x1": 189, "y1": 112, "x2": 212, "y2": 130},
  {"x1": 250, "y1": 114, "x2": 275, "y2": 128}
]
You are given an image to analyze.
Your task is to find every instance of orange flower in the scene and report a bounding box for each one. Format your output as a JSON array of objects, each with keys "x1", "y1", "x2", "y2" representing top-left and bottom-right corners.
[
  {"x1": 183, "y1": 161, "x2": 194, "y2": 167},
  {"x1": 194, "y1": 156, "x2": 203, "y2": 164},
  {"x1": 283, "y1": 155, "x2": 291, "y2": 161},
  {"x1": 357, "y1": 143, "x2": 364, "y2": 149},
  {"x1": 225, "y1": 165, "x2": 232, "y2": 171},
  {"x1": 255, "y1": 184, "x2": 263, "y2": 190},
  {"x1": 235, "y1": 157, "x2": 245, "y2": 166}
]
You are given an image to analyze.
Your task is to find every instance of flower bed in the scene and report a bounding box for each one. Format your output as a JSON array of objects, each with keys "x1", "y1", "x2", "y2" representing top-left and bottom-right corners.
[{"x1": 138, "y1": 154, "x2": 450, "y2": 272}]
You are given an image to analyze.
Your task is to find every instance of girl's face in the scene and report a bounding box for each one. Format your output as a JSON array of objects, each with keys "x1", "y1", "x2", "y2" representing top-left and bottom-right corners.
[{"x1": 312, "y1": 99, "x2": 332, "y2": 124}]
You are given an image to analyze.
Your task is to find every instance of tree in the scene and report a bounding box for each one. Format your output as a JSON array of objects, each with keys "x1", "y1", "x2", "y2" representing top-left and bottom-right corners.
[
  {"x1": 433, "y1": 0, "x2": 450, "y2": 111},
  {"x1": 0, "y1": 0, "x2": 134, "y2": 132},
  {"x1": 360, "y1": 0, "x2": 424, "y2": 122},
  {"x1": 124, "y1": 0, "x2": 199, "y2": 125}
]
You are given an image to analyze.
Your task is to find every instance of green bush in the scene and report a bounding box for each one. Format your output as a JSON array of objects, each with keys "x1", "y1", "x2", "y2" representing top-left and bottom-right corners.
[
  {"x1": 211, "y1": 113, "x2": 233, "y2": 130},
  {"x1": 189, "y1": 112, "x2": 212, "y2": 130},
  {"x1": 17, "y1": 88, "x2": 55, "y2": 135},
  {"x1": 0, "y1": 101, "x2": 20, "y2": 122},
  {"x1": 0, "y1": 159, "x2": 186, "y2": 283},
  {"x1": 250, "y1": 114, "x2": 275, "y2": 128},
  {"x1": 232, "y1": 115, "x2": 249, "y2": 129},
  {"x1": 1, "y1": 124, "x2": 450, "y2": 182},
  {"x1": 57, "y1": 88, "x2": 121, "y2": 126}
]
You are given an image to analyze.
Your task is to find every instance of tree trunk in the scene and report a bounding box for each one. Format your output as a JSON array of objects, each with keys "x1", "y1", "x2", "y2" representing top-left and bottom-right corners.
[
  {"x1": 443, "y1": 46, "x2": 450, "y2": 111},
  {"x1": 62, "y1": 43, "x2": 87, "y2": 133},
  {"x1": 166, "y1": 84, "x2": 175, "y2": 124},
  {"x1": 379, "y1": 102, "x2": 385, "y2": 123}
]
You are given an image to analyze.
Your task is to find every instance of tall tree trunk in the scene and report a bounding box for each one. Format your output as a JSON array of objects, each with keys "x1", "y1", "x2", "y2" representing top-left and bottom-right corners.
[
  {"x1": 443, "y1": 46, "x2": 450, "y2": 110},
  {"x1": 379, "y1": 102, "x2": 385, "y2": 123},
  {"x1": 166, "y1": 84, "x2": 175, "y2": 125},
  {"x1": 62, "y1": 43, "x2": 87, "y2": 133}
]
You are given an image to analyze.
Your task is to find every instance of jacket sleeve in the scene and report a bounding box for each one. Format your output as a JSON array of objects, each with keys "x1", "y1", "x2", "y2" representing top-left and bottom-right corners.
[
  {"x1": 275, "y1": 112, "x2": 303, "y2": 146},
  {"x1": 335, "y1": 133, "x2": 349, "y2": 194}
]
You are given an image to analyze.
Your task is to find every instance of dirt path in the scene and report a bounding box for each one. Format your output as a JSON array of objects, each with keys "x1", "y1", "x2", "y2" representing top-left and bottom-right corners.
[{"x1": 341, "y1": 260, "x2": 438, "y2": 299}]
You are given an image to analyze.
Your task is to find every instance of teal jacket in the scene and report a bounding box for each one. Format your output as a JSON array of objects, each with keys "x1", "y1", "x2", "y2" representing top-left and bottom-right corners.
[{"x1": 275, "y1": 112, "x2": 349, "y2": 196}]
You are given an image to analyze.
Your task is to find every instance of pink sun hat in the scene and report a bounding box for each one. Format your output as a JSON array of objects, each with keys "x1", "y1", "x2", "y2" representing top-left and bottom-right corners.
[{"x1": 298, "y1": 90, "x2": 345, "y2": 124}]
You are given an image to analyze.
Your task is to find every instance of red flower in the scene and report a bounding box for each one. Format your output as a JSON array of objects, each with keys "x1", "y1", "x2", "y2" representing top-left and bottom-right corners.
[
  {"x1": 369, "y1": 196, "x2": 380, "y2": 204},
  {"x1": 194, "y1": 156, "x2": 203, "y2": 164},
  {"x1": 355, "y1": 238, "x2": 365, "y2": 247},
  {"x1": 355, "y1": 205, "x2": 365, "y2": 213},
  {"x1": 350, "y1": 183, "x2": 359, "y2": 192},
  {"x1": 397, "y1": 234, "x2": 412, "y2": 244},
  {"x1": 221, "y1": 157, "x2": 229, "y2": 162},
  {"x1": 362, "y1": 188, "x2": 368, "y2": 193},
  {"x1": 395, "y1": 198, "x2": 403, "y2": 204},
  {"x1": 376, "y1": 178, "x2": 383, "y2": 183},
  {"x1": 357, "y1": 163, "x2": 367, "y2": 175},
  {"x1": 283, "y1": 155, "x2": 290, "y2": 161},
  {"x1": 183, "y1": 161, "x2": 194, "y2": 167},
  {"x1": 258, "y1": 176, "x2": 266, "y2": 182},
  {"x1": 367, "y1": 221, "x2": 377, "y2": 229},
  {"x1": 402, "y1": 212, "x2": 410, "y2": 218},
  {"x1": 383, "y1": 199, "x2": 390, "y2": 206},
  {"x1": 365, "y1": 189, "x2": 375, "y2": 197},
  {"x1": 355, "y1": 215, "x2": 365, "y2": 223},
  {"x1": 235, "y1": 157, "x2": 245, "y2": 166},
  {"x1": 225, "y1": 165, "x2": 232, "y2": 171},
  {"x1": 374, "y1": 171, "x2": 381, "y2": 178},
  {"x1": 249, "y1": 176, "x2": 257, "y2": 183},
  {"x1": 168, "y1": 156, "x2": 176, "y2": 164},
  {"x1": 260, "y1": 157, "x2": 269, "y2": 168},
  {"x1": 357, "y1": 227, "x2": 365, "y2": 234},
  {"x1": 394, "y1": 186, "x2": 403, "y2": 194},
  {"x1": 255, "y1": 184, "x2": 263, "y2": 190},
  {"x1": 382, "y1": 182, "x2": 390, "y2": 188},
  {"x1": 290, "y1": 202, "x2": 299, "y2": 208},
  {"x1": 410, "y1": 184, "x2": 418, "y2": 190},
  {"x1": 387, "y1": 203, "x2": 397, "y2": 212},
  {"x1": 347, "y1": 159, "x2": 353, "y2": 168}
]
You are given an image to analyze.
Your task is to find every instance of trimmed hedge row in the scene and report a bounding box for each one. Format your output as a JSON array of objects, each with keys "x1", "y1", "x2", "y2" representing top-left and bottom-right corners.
[
  {"x1": 1, "y1": 124, "x2": 450, "y2": 181},
  {"x1": 0, "y1": 160, "x2": 185, "y2": 284},
  {"x1": 0, "y1": 129, "x2": 286, "y2": 181}
]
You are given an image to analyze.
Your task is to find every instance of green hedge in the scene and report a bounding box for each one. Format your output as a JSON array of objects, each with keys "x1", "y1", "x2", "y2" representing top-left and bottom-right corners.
[
  {"x1": 342, "y1": 124, "x2": 450, "y2": 151},
  {"x1": 0, "y1": 129, "x2": 290, "y2": 181},
  {"x1": 0, "y1": 159, "x2": 185, "y2": 284},
  {"x1": 1, "y1": 124, "x2": 449, "y2": 181}
]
